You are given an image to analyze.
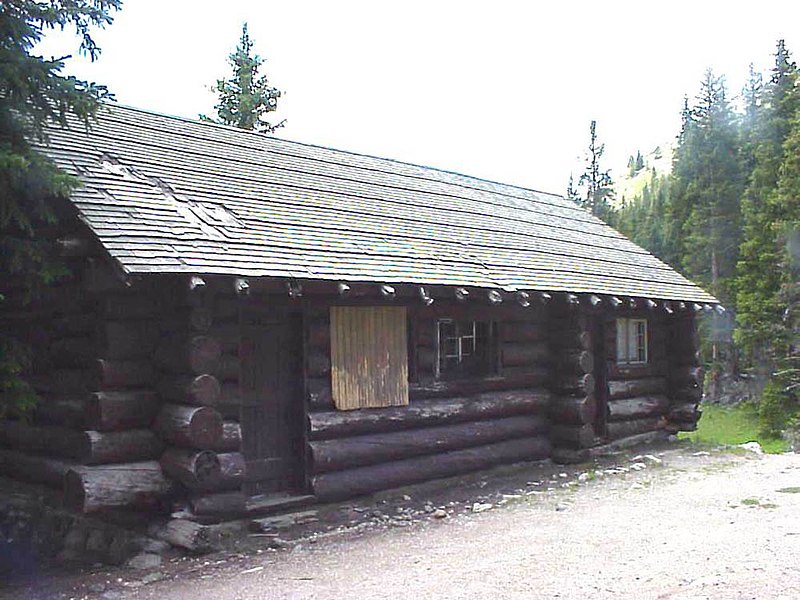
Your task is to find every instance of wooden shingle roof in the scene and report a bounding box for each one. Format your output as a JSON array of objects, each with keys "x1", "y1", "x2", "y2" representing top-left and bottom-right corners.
[{"x1": 42, "y1": 104, "x2": 716, "y2": 303}]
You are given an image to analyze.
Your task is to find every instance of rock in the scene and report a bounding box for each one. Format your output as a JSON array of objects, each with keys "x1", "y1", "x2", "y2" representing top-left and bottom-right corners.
[
  {"x1": 471, "y1": 502, "x2": 492, "y2": 513},
  {"x1": 630, "y1": 463, "x2": 646, "y2": 471},
  {"x1": 88, "y1": 582, "x2": 107, "y2": 593},
  {"x1": 632, "y1": 454, "x2": 662, "y2": 464},
  {"x1": 578, "y1": 473, "x2": 589, "y2": 482},
  {"x1": 738, "y1": 441, "x2": 764, "y2": 454},
  {"x1": 140, "y1": 572, "x2": 167, "y2": 585},
  {"x1": 268, "y1": 538, "x2": 290, "y2": 549},
  {"x1": 432, "y1": 509, "x2": 448, "y2": 519},
  {"x1": 402, "y1": 494, "x2": 411, "y2": 501},
  {"x1": 140, "y1": 538, "x2": 171, "y2": 555},
  {"x1": 555, "y1": 503, "x2": 570, "y2": 512},
  {"x1": 125, "y1": 553, "x2": 162, "y2": 570}
]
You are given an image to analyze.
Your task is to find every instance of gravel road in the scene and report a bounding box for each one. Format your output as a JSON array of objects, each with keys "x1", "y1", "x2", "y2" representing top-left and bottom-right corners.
[{"x1": 11, "y1": 444, "x2": 800, "y2": 599}]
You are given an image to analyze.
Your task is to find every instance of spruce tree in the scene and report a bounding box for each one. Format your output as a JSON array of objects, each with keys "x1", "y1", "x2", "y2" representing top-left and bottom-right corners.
[
  {"x1": 575, "y1": 120, "x2": 615, "y2": 221},
  {"x1": 204, "y1": 23, "x2": 284, "y2": 133},
  {"x1": 0, "y1": 0, "x2": 121, "y2": 416},
  {"x1": 736, "y1": 40, "x2": 800, "y2": 365}
]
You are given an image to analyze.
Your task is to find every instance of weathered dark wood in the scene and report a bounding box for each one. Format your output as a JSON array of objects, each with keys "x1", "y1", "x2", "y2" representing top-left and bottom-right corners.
[
  {"x1": 0, "y1": 449, "x2": 75, "y2": 488},
  {"x1": 608, "y1": 360, "x2": 668, "y2": 380},
  {"x1": 668, "y1": 403, "x2": 701, "y2": 423},
  {"x1": 85, "y1": 390, "x2": 160, "y2": 431},
  {"x1": 558, "y1": 350, "x2": 594, "y2": 374},
  {"x1": 417, "y1": 346, "x2": 436, "y2": 373},
  {"x1": 607, "y1": 395, "x2": 669, "y2": 421},
  {"x1": 0, "y1": 420, "x2": 85, "y2": 458},
  {"x1": 154, "y1": 519, "x2": 211, "y2": 552},
  {"x1": 311, "y1": 437, "x2": 551, "y2": 502},
  {"x1": 416, "y1": 319, "x2": 436, "y2": 346},
  {"x1": 499, "y1": 320, "x2": 544, "y2": 343},
  {"x1": 94, "y1": 359, "x2": 154, "y2": 388},
  {"x1": 670, "y1": 366, "x2": 705, "y2": 389},
  {"x1": 309, "y1": 390, "x2": 551, "y2": 440},
  {"x1": 306, "y1": 318, "x2": 330, "y2": 349},
  {"x1": 670, "y1": 386, "x2": 703, "y2": 404},
  {"x1": 64, "y1": 461, "x2": 174, "y2": 513},
  {"x1": 159, "y1": 448, "x2": 221, "y2": 489},
  {"x1": 308, "y1": 415, "x2": 548, "y2": 474},
  {"x1": 307, "y1": 376, "x2": 333, "y2": 409},
  {"x1": 34, "y1": 396, "x2": 86, "y2": 428},
  {"x1": 200, "y1": 452, "x2": 246, "y2": 491},
  {"x1": 189, "y1": 491, "x2": 247, "y2": 517},
  {"x1": 212, "y1": 421, "x2": 242, "y2": 452},
  {"x1": 155, "y1": 404, "x2": 223, "y2": 449},
  {"x1": 410, "y1": 371, "x2": 549, "y2": 400},
  {"x1": 155, "y1": 335, "x2": 223, "y2": 375},
  {"x1": 549, "y1": 395, "x2": 596, "y2": 425},
  {"x1": 550, "y1": 329, "x2": 592, "y2": 351},
  {"x1": 608, "y1": 377, "x2": 667, "y2": 400},
  {"x1": 306, "y1": 351, "x2": 330, "y2": 378},
  {"x1": 81, "y1": 429, "x2": 164, "y2": 465},
  {"x1": 158, "y1": 374, "x2": 222, "y2": 406},
  {"x1": 502, "y1": 342, "x2": 549, "y2": 367},
  {"x1": 550, "y1": 423, "x2": 595, "y2": 449},
  {"x1": 50, "y1": 313, "x2": 96, "y2": 337},
  {"x1": 551, "y1": 373, "x2": 595, "y2": 395},
  {"x1": 606, "y1": 417, "x2": 664, "y2": 441},
  {"x1": 102, "y1": 294, "x2": 159, "y2": 320},
  {"x1": 550, "y1": 446, "x2": 591, "y2": 465},
  {"x1": 100, "y1": 321, "x2": 160, "y2": 360}
]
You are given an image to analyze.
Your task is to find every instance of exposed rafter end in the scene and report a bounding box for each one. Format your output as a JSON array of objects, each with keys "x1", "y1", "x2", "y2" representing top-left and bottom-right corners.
[
  {"x1": 609, "y1": 296, "x2": 623, "y2": 308},
  {"x1": 714, "y1": 305, "x2": 726, "y2": 315},
  {"x1": 678, "y1": 301, "x2": 687, "y2": 311},
  {"x1": 629, "y1": 297, "x2": 639, "y2": 309},
  {"x1": 565, "y1": 293, "x2": 579, "y2": 306},
  {"x1": 539, "y1": 292, "x2": 552, "y2": 304},
  {"x1": 380, "y1": 284, "x2": 396, "y2": 298},
  {"x1": 516, "y1": 291, "x2": 531, "y2": 307},
  {"x1": 646, "y1": 299, "x2": 658, "y2": 310},
  {"x1": 587, "y1": 294, "x2": 602, "y2": 307},
  {"x1": 337, "y1": 282, "x2": 351, "y2": 296},
  {"x1": 234, "y1": 277, "x2": 250, "y2": 295},
  {"x1": 664, "y1": 301, "x2": 674, "y2": 314},
  {"x1": 418, "y1": 286, "x2": 434, "y2": 306},
  {"x1": 455, "y1": 287, "x2": 470, "y2": 302},
  {"x1": 286, "y1": 279, "x2": 303, "y2": 298},
  {"x1": 189, "y1": 275, "x2": 206, "y2": 291},
  {"x1": 487, "y1": 290, "x2": 503, "y2": 305},
  {"x1": 692, "y1": 303, "x2": 703, "y2": 312}
]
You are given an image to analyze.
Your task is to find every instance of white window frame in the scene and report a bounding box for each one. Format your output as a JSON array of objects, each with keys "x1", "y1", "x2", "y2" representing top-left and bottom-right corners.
[
  {"x1": 435, "y1": 319, "x2": 494, "y2": 379},
  {"x1": 616, "y1": 318, "x2": 648, "y2": 365}
]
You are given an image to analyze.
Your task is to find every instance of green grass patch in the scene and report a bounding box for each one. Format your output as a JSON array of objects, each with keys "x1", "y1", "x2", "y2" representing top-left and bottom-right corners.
[
  {"x1": 777, "y1": 487, "x2": 800, "y2": 494},
  {"x1": 679, "y1": 402, "x2": 788, "y2": 454}
]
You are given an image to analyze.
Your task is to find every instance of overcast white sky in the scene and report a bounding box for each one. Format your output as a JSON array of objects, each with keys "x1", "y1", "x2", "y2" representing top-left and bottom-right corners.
[{"x1": 37, "y1": 0, "x2": 800, "y2": 195}]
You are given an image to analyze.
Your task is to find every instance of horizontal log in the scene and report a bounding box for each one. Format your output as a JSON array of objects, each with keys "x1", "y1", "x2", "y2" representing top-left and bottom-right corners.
[
  {"x1": 80, "y1": 429, "x2": 164, "y2": 465},
  {"x1": 50, "y1": 313, "x2": 97, "y2": 337},
  {"x1": 0, "y1": 420, "x2": 86, "y2": 459},
  {"x1": 199, "y1": 452, "x2": 246, "y2": 492},
  {"x1": 212, "y1": 421, "x2": 242, "y2": 452},
  {"x1": 154, "y1": 519, "x2": 211, "y2": 552},
  {"x1": 100, "y1": 321, "x2": 160, "y2": 360},
  {"x1": 558, "y1": 350, "x2": 594, "y2": 375},
  {"x1": 155, "y1": 335, "x2": 223, "y2": 375},
  {"x1": 606, "y1": 417, "x2": 664, "y2": 441},
  {"x1": 410, "y1": 371, "x2": 548, "y2": 400},
  {"x1": 608, "y1": 377, "x2": 667, "y2": 400},
  {"x1": 670, "y1": 366, "x2": 705, "y2": 389},
  {"x1": 306, "y1": 351, "x2": 330, "y2": 378},
  {"x1": 34, "y1": 396, "x2": 86, "y2": 428},
  {"x1": 309, "y1": 390, "x2": 551, "y2": 440},
  {"x1": 502, "y1": 342, "x2": 549, "y2": 367},
  {"x1": 670, "y1": 386, "x2": 703, "y2": 404},
  {"x1": 85, "y1": 390, "x2": 160, "y2": 431},
  {"x1": 64, "y1": 461, "x2": 174, "y2": 513},
  {"x1": 307, "y1": 376, "x2": 333, "y2": 410},
  {"x1": 158, "y1": 374, "x2": 222, "y2": 406},
  {"x1": 551, "y1": 373, "x2": 595, "y2": 396},
  {"x1": 155, "y1": 404, "x2": 223, "y2": 449},
  {"x1": 189, "y1": 491, "x2": 247, "y2": 518},
  {"x1": 94, "y1": 359, "x2": 154, "y2": 389},
  {"x1": 160, "y1": 448, "x2": 221, "y2": 489},
  {"x1": 549, "y1": 329, "x2": 592, "y2": 351},
  {"x1": 0, "y1": 449, "x2": 75, "y2": 488},
  {"x1": 499, "y1": 320, "x2": 545, "y2": 343},
  {"x1": 550, "y1": 423, "x2": 595, "y2": 449},
  {"x1": 668, "y1": 403, "x2": 701, "y2": 423},
  {"x1": 607, "y1": 395, "x2": 669, "y2": 422},
  {"x1": 102, "y1": 294, "x2": 159, "y2": 320},
  {"x1": 549, "y1": 395, "x2": 596, "y2": 426},
  {"x1": 608, "y1": 360, "x2": 668, "y2": 380},
  {"x1": 311, "y1": 436, "x2": 551, "y2": 502},
  {"x1": 306, "y1": 318, "x2": 330, "y2": 349},
  {"x1": 308, "y1": 415, "x2": 548, "y2": 474}
]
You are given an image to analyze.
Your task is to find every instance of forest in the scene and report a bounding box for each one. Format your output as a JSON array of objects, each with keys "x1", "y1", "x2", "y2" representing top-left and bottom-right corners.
[{"x1": 591, "y1": 40, "x2": 800, "y2": 437}]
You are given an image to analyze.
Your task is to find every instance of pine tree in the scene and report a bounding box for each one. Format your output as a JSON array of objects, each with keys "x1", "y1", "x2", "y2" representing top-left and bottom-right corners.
[
  {"x1": 736, "y1": 40, "x2": 800, "y2": 366},
  {"x1": 203, "y1": 23, "x2": 284, "y2": 133},
  {"x1": 635, "y1": 150, "x2": 645, "y2": 172},
  {"x1": 0, "y1": 0, "x2": 121, "y2": 416},
  {"x1": 575, "y1": 120, "x2": 615, "y2": 221}
]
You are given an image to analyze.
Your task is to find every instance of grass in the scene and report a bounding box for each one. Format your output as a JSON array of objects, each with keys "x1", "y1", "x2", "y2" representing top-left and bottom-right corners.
[{"x1": 679, "y1": 402, "x2": 789, "y2": 454}]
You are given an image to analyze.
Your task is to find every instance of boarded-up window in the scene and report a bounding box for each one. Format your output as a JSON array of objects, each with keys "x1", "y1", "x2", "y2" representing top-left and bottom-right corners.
[{"x1": 330, "y1": 306, "x2": 409, "y2": 410}]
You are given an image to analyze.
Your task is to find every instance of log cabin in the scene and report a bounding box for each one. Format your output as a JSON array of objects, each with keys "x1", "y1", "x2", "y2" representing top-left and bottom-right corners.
[{"x1": 0, "y1": 104, "x2": 716, "y2": 522}]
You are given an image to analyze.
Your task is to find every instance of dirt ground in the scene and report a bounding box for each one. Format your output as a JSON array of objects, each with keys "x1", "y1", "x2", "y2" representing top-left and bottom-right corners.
[{"x1": 6, "y1": 441, "x2": 800, "y2": 600}]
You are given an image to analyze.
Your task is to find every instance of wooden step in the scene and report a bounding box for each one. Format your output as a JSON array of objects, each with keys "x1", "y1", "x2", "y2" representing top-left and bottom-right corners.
[{"x1": 245, "y1": 492, "x2": 316, "y2": 517}]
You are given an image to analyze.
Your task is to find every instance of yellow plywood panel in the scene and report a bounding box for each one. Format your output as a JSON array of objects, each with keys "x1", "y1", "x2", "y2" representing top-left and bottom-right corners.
[{"x1": 330, "y1": 306, "x2": 409, "y2": 410}]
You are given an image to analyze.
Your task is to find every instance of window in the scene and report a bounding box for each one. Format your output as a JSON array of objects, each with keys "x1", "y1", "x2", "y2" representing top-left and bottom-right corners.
[
  {"x1": 436, "y1": 319, "x2": 497, "y2": 379},
  {"x1": 330, "y1": 306, "x2": 409, "y2": 410},
  {"x1": 616, "y1": 318, "x2": 648, "y2": 364}
]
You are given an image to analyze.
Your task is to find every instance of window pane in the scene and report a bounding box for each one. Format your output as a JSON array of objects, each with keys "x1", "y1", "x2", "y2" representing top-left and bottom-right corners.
[{"x1": 616, "y1": 319, "x2": 627, "y2": 363}]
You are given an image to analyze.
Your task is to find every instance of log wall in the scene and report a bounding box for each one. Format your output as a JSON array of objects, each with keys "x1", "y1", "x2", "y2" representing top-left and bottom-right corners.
[
  {"x1": 665, "y1": 312, "x2": 704, "y2": 432},
  {"x1": 304, "y1": 301, "x2": 552, "y2": 502}
]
